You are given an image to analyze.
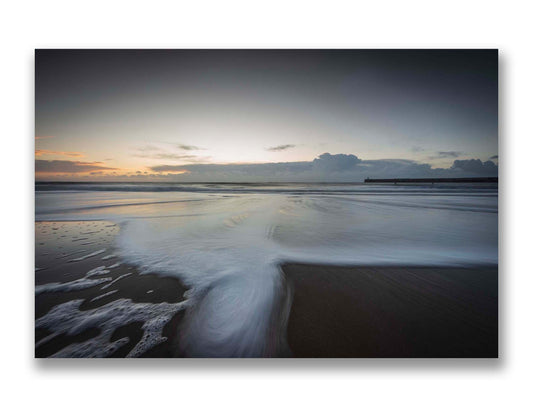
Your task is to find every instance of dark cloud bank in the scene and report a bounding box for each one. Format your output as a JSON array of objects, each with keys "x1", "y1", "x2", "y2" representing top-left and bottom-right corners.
[
  {"x1": 149, "y1": 153, "x2": 498, "y2": 182},
  {"x1": 35, "y1": 160, "x2": 117, "y2": 173}
]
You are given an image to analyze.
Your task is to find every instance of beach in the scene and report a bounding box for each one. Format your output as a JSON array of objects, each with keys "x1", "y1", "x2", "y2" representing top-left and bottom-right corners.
[{"x1": 35, "y1": 182, "x2": 498, "y2": 357}]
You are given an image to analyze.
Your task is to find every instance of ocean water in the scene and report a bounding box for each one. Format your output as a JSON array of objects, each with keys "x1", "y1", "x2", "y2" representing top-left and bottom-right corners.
[{"x1": 35, "y1": 182, "x2": 498, "y2": 357}]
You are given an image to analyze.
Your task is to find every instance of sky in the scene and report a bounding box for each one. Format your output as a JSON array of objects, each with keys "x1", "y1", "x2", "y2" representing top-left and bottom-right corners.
[{"x1": 35, "y1": 49, "x2": 498, "y2": 182}]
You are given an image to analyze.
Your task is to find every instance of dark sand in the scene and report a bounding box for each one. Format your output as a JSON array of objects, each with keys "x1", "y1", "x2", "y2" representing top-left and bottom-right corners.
[{"x1": 282, "y1": 263, "x2": 498, "y2": 358}]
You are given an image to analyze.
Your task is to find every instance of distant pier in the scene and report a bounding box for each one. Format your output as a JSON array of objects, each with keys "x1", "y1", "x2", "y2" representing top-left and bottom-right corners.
[{"x1": 364, "y1": 177, "x2": 498, "y2": 184}]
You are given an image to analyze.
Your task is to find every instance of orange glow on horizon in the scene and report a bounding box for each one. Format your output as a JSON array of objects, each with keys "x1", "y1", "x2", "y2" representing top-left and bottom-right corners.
[{"x1": 35, "y1": 150, "x2": 84, "y2": 158}]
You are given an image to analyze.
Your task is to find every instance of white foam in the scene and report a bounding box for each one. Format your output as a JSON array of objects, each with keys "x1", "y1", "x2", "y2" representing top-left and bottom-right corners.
[
  {"x1": 56, "y1": 249, "x2": 86, "y2": 259},
  {"x1": 107, "y1": 262, "x2": 121, "y2": 269},
  {"x1": 36, "y1": 264, "x2": 112, "y2": 294},
  {"x1": 85, "y1": 266, "x2": 110, "y2": 277},
  {"x1": 101, "y1": 254, "x2": 117, "y2": 260},
  {"x1": 114, "y1": 196, "x2": 294, "y2": 356},
  {"x1": 36, "y1": 298, "x2": 188, "y2": 357},
  {"x1": 68, "y1": 249, "x2": 106, "y2": 262},
  {"x1": 35, "y1": 276, "x2": 112, "y2": 294},
  {"x1": 100, "y1": 273, "x2": 132, "y2": 290},
  {"x1": 90, "y1": 289, "x2": 118, "y2": 302}
]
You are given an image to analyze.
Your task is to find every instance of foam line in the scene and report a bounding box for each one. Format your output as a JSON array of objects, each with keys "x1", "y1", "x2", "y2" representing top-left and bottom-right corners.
[{"x1": 68, "y1": 249, "x2": 106, "y2": 262}]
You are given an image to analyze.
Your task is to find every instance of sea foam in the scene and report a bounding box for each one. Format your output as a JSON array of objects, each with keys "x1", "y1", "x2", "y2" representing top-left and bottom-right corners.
[{"x1": 36, "y1": 298, "x2": 188, "y2": 357}]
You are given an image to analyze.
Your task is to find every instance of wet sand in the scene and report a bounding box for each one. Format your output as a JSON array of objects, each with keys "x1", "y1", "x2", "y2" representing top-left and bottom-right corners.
[
  {"x1": 282, "y1": 263, "x2": 498, "y2": 358},
  {"x1": 35, "y1": 220, "x2": 188, "y2": 358}
]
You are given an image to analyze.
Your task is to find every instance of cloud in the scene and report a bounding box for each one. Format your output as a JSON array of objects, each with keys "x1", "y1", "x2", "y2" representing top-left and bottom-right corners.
[
  {"x1": 451, "y1": 159, "x2": 498, "y2": 175},
  {"x1": 35, "y1": 136, "x2": 54, "y2": 140},
  {"x1": 146, "y1": 152, "x2": 497, "y2": 182},
  {"x1": 177, "y1": 143, "x2": 204, "y2": 151},
  {"x1": 134, "y1": 152, "x2": 210, "y2": 162},
  {"x1": 430, "y1": 151, "x2": 462, "y2": 159},
  {"x1": 35, "y1": 150, "x2": 84, "y2": 158},
  {"x1": 133, "y1": 144, "x2": 209, "y2": 162},
  {"x1": 312, "y1": 152, "x2": 361, "y2": 171},
  {"x1": 35, "y1": 160, "x2": 118, "y2": 173},
  {"x1": 266, "y1": 144, "x2": 296, "y2": 152},
  {"x1": 489, "y1": 155, "x2": 498, "y2": 160},
  {"x1": 136, "y1": 143, "x2": 205, "y2": 152},
  {"x1": 154, "y1": 153, "x2": 210, "y2": 162}
]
